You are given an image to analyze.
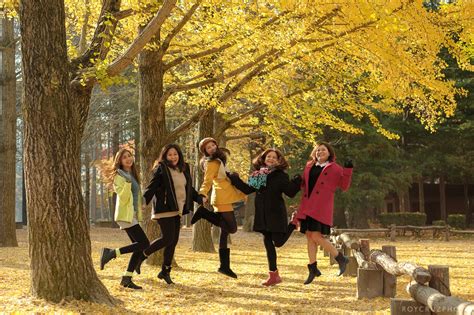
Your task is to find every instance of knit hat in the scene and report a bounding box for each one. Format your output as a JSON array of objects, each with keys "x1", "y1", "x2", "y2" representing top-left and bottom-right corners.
[{"x1": 198, "y1": 137, "x2": 218, "y2": 155}]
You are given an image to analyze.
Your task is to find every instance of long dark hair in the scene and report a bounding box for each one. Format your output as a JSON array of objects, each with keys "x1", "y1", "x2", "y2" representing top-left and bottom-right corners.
[
  {"x1": 153, "y1": 143, "x2": 186, "y2": 172},
  {"x1": 252, "y1": 148, "x2": 288, "y2": 171}
]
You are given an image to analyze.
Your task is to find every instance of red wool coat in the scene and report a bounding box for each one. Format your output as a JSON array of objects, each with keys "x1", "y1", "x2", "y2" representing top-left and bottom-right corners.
[{"x1": 295, "y1": 161, "x2": 353, "y2": 226}]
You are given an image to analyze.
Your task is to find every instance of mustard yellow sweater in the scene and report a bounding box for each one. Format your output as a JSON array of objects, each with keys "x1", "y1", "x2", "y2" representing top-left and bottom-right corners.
[{"x1": 199, "y1": 159, "x2": 245, "y2": 212}]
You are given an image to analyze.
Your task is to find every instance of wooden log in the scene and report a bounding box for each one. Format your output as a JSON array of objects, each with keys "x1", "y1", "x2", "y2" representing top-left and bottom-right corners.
[
  {"x1": 407, "y1": 282, "x2": 474, "y2": 315},
  {"x1": 323, "y1": 248, "x2": 329, "y2": 257},
  {"x1": 343, "y1": 245, "x2": 351, "y2": 256},
  {"x1": 451, "y1": 230, "x2": 474, "y2": 235},
  {"x1": 390, "y1": 298, "x2": 431, "y2": 315},
  {"x1": 333, "y1": 228, "x2": 390, "y2": 233},
  {"x1": 360, "y1": 239, "x2": 370, "y2": 260},
  {"x1": 337, "y1": 233, "x2": 360, "y2": 250},
  {"x1": 428, "y1": 265, "x2": 450, "y2": 296},
  {"x1": 357, "y1": 268, "x2": 384, "y2": 299},
  {"x1": 353, "y1": 250, "x2": 377, "y2": 269},
  {"x1": 382, "y1": 245, "x2": 397, "y2": 298},
  {"x1": 343, "y1": 256, "x2": 358, "y2": 277},
  {"x1": 369, "y1": 250, "x2": 431, "y2": 284}
]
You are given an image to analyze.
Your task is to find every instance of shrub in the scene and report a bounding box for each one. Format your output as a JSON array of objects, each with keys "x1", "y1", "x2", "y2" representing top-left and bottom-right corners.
[
  {"x1": 378, "y1": 212, "x2": 426, "y2": 227},
  {"x1": 447, "y1": 214, "x2": 466, "y2": 230}
]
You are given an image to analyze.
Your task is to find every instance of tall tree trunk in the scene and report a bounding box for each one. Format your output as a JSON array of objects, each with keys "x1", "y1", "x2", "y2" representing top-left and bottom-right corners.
[
  {"x1": 90, "y1": 138, "x2": 98, "y2": 222},
  {"x1": 138, "y1": 31, "x2": 170, "y2": 266},
  {"x1": 439, "y1": 175, "x2": 446, "y2": 221},
  {"x1": 398, "y1": 190, "x2": 406, "y2": 212},
  {"x1": 84, "y1": 142, "x2": 91, "y2": 221},
  {"x1": 463, "y1": 181, "x2": 470, "y2": 227},
  {"x1": 192, "y1": 109, "x2": 215, "y2": 252},
  {"x1": 20, "y1": 0, "x2": 113, "y2": 303},
  {"x1": 0, "y1": 16, "x2": 18, "y2": 247},
  {"x1": 418, "y1": 176, "x2": 425, "y2": 213}
]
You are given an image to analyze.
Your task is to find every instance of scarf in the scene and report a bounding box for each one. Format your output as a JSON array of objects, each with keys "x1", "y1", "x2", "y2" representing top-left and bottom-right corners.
[{"x1": 248, "y1": 167, "x2": 274, "y2": 190}]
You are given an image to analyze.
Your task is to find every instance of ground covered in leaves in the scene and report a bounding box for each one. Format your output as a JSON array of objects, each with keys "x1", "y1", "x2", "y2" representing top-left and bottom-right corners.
[{"x1": 1, "y1": 227, "x2": 473, "y2": 314}]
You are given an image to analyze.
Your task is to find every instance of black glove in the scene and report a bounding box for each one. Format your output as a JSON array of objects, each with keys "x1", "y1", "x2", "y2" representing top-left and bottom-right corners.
[
  {"x1": 344, "y1": 160, "x2": 353, "y2": 168},
  {"x1": 292, "y1": 174, "x2": 302, "y2": 185}
]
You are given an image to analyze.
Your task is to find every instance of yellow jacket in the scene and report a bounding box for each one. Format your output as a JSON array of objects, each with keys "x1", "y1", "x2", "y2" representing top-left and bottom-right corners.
[
  {"x1": 199, "y1": 159, "x2": 245, "y2": 209},
  {"x1": 114, "y1": 174, "x2": 143, "y2": 223}
]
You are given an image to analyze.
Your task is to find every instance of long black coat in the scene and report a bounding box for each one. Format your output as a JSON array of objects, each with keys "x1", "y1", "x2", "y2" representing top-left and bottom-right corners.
[
  {"x1": 228, "y1": 169, "x2": 301, "y2": 233},
  {"x1": 143, "y1": 162, "x2": 202, "y2": 217}
]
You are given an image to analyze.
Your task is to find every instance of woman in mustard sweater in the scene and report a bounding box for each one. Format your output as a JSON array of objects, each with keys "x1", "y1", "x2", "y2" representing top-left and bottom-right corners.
[
  {"x1": 97, "y1": 148, "x2": 150, "y2": 290},
  {"x1": 191, "y1": 137, "x2": 245, "y2": 278}
]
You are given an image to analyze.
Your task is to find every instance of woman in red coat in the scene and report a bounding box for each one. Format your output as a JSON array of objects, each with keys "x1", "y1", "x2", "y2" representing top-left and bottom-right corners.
[{"x1": 293, "y1": 141, "x2": 353, "y2": 284}]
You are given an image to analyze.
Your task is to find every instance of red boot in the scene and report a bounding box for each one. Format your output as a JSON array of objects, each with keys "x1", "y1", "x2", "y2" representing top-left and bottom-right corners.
[{"x1": 262, "y1": 270, "x2": 282, "y2": 286}]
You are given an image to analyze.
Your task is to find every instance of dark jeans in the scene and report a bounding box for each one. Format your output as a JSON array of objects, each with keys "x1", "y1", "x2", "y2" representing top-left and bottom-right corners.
[
  {"x1": 121, "y1": 224, "x2": 150, "y2": 273},
  {"x1": 144, "y1": 215, "x2": 181, "y2": 266}
]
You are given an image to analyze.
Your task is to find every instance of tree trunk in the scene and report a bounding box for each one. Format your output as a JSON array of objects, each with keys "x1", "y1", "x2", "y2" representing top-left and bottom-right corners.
[
  {"x1": 439, "y1": 175, "x2": 446, "y2": 221},
  {"x1": 90, "y1": 138, "x2": 98, "y2": 222},
  {"x1": 84, "y1": 142, "x2": 91, "y2": 221},
  {"x1": 138, "y1": 30, "x2": 171, "y2": 266},
  {"x1": 192, "y1": 108, "x2": 215, "y2": 252},
  {"x1": 463, "y1": 181, "x2": 471, "y2": 227},
  {"x1": 0, "y1": 16, "x2": 18, "y2": 247},
  {"x1": 20, "y1": 0, "x2": 113, "y2": 304},
  {"x1": 418, "y1": 177, "x2": 425, "y2": 213}
]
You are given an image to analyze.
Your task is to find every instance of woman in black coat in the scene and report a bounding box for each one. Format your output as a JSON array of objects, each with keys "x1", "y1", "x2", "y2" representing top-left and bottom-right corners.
[
  {"x1": 227, "y1": 148, "x2": 301, "y2": 286},
  {"x1": 142, "y1": 144, "x2": 203, "y2": 284}
]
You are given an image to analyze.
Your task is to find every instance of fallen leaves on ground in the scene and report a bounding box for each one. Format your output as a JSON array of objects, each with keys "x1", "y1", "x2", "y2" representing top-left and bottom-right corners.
[{"x1": 1, "y1": 227, "x2": 473, "y2": 314}]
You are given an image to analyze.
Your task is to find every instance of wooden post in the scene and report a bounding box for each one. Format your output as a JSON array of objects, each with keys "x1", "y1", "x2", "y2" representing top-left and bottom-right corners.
[
  {"x1": 390, "y1": 224, "x2": 396, "y2": 242},
  {"x1": 390, "y1": 298, "x2": 430, "y2": 315},
  {"x1": 343, "y1": 256, "x2": 358, "y2": 277},
  {"x1": 343, "y1": 244, "x2": 351, "y2": 256},
  {"x1": 444, "y1": 225, "x2": 450, "y2": 242},
  {"x1": 324, "y1": 249, "x2": 329, "y2": 257},
  {"x1": 357, "y1": 268, "x2": 384, "y2": 299},
  {"x1": 360, "y1": 239, "x2": 370, "y2": 260},
  {"x1": 428, "y1": 265, "x2": 451, "y2": 296},
  {"x1": 382, "y1": 245, "x2": 397, "y2": 298}
]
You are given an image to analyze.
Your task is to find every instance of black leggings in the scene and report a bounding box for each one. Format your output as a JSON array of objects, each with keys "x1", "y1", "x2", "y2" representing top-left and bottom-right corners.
[
  {"x1": 144, "y1": 216, "x2": 181, "y2": 267},
  {"x1": 218, "y1": 211, "x2": 237, "y2": 249},
  {"x1": 121, "y1": 224, "x2": 150, "y2": 273},
  {"x1": 262, "y1": 226, "x2": 295, "y2": 271}
]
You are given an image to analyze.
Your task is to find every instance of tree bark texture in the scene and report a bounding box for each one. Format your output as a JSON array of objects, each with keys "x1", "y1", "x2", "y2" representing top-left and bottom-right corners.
[
  {"x1": 0, "y1": 16, "x2": 18, "y2": 247},
  {"x1": 20, "y1": 0, "x2": 113, "y2": 304}
]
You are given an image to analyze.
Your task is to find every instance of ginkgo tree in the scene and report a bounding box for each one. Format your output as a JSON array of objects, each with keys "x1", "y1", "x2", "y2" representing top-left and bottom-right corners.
[{"x1": 7, "y1": 0, "x2": 473, "y2": 305}]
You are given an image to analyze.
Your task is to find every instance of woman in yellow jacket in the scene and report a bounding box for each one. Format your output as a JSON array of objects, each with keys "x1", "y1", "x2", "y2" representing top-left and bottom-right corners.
[
  {"x1": 97, "y1": 148, "x2": 150, "y2": 290},
  {"x1": 191, "y1": 137, "x2": 245, "y2": 278}
]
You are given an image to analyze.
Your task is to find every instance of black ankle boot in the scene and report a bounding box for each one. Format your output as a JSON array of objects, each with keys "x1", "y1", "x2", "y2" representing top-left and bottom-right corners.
[
  {"x1": 120, "y1": 276, "x2": 142, "y2": 289},
  {"x1": 335, "y1": 252, "x2": 349, "y2": 276},
  {"x1": 135, "y1": 252, "x2": 148, "y2": 275},
  {"x1": 100, "y1": 248, "x2": 116, "y2": 270},
  {"x1": 304, "y1": 262, "x2": 322, "y2": 285},
  {"x1": 158, "y1": 265, "x2": 174, "y2": 284},
  {"x1": 218, "y1": 248, "x2": 237, "y2": 278}
]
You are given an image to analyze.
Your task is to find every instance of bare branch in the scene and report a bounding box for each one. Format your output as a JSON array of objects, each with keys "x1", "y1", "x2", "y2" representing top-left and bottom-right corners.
[
  {"x1": 105, "y1": 0, "x2": 177, "y2": 77},
  {"x1": 165, "y1": 109, "x2": 207, "y2": 143},
  {"x1": 71, "y1": 0, "x2": 122, "y2": 70},
  {"x1": 227, "y1": 133, "x2": 265, "y2": 141},
  {"x1": 164, "y1": 42, "x2": 234, "y2": 70},
  {"x1": 157, "y1": 1, "x2": 202, "y2": 61},
  {"x1": 170, "y1": 48, "x2": 278, "y2": 92},
  {"x1": 215, "y1": 101, "x2": 267, "y2": 139}
]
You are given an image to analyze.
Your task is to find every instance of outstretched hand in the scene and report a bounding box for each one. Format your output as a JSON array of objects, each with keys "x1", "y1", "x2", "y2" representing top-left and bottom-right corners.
[{"x1": 344, "y1": 160, "x2": 353, "y2": 168}]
